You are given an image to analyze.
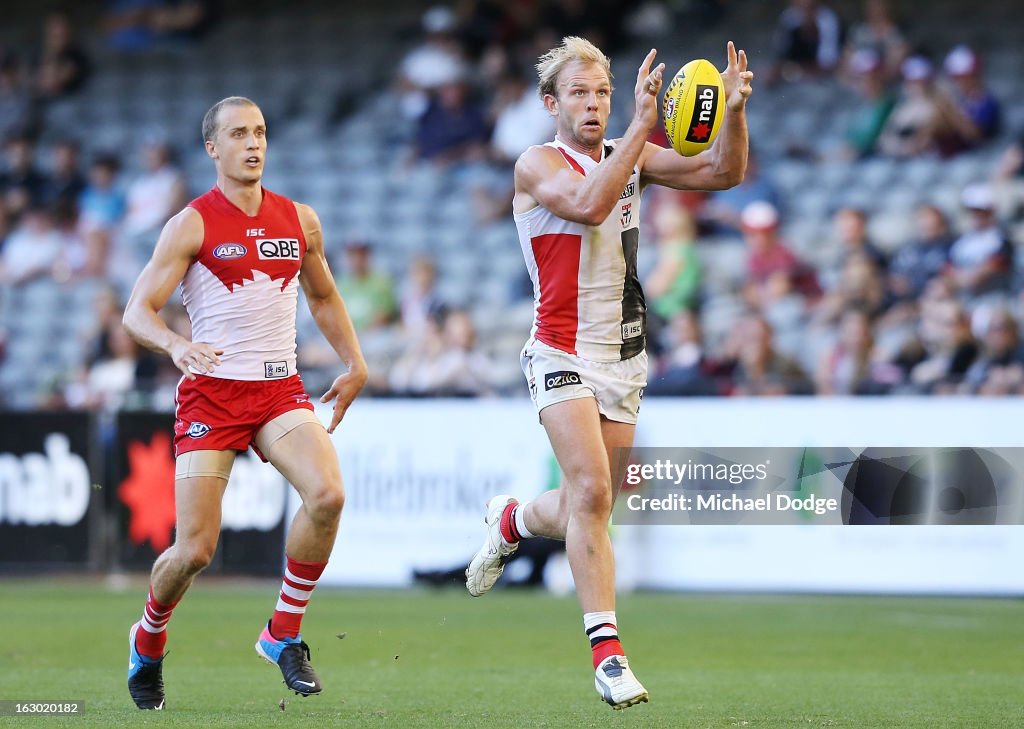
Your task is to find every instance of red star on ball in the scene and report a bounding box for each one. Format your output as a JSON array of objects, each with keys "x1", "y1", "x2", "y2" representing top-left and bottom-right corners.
[{"x1": 690, "y1": 122, "x2": 711, "y2": 141}]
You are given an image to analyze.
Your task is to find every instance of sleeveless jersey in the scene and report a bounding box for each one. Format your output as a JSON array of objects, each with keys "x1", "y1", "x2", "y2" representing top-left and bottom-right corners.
[
  {"x1": 514, "y1": 138, "x2": 646, "y2": 362},
  {"x1": 181, "y1": 186, "x2": 306, "y2": 381}
]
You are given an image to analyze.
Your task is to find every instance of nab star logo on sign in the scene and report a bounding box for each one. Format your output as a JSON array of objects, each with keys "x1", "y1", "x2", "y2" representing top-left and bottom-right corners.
[{"x1": 257, "y1": 238, "x2": 300, "y2": 260}]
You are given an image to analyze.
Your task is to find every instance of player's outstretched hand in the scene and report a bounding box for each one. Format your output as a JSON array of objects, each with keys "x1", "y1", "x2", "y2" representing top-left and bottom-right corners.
[
  {"x1": 633, "y1": 48, "x2": 665, "y2": 132},
  {"x1": 321, "y1": 366, "x2": 368, "y2": 434},
  {"x1": 721, "y1": 41, "x2": 754, "y2": 112},
  {"x1": 169, "y1": 339, "x2": 223, "y2": 380}
]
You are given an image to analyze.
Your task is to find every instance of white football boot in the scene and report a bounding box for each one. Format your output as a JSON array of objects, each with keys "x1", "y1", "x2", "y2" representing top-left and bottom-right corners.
[
  {"x1": 465, "y1": 495, "x2": 519, "y2": 597},
  {"x1": 594, "y1": 655, "x2": 649, "y2": 710}
]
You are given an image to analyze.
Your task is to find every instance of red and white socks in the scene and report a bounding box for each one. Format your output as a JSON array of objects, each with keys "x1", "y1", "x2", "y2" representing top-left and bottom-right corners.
[
  {"x1": 584, "y1": 611, "x2": 625, "y2": 668},
  {"x1": 498, "y1": 501, "x2": 533, "y2": 545},
  {"x1": 269, "y1": 555, "x2": 328, "y2": 640},
  {"x1": 134, "y1": 587, "x2": 179, "y2": 660}
]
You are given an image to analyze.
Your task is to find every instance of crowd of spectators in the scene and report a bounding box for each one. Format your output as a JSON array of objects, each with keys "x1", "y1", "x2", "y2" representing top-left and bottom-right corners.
[{"x1": 1, "y1": 1, "x2": 1023, "y2": 410}]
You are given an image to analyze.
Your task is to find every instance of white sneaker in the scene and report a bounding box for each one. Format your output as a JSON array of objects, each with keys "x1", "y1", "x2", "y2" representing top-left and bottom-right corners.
[
  {"x1": 465, "y1": 495, "x2": 519, "y2": 597},
  {"x1": 594, "y1": 655, "x2": 649, "y2": 710}
]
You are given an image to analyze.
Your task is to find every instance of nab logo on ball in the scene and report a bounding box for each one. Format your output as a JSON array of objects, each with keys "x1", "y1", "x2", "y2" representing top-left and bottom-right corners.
[
  {"x1": 213, "y1": 242, "x2": 247, "y2": 260},
  {"x1": 685, "y1": 85, "x2": 719, "y2": 143},
  {"x1": 257, "y1": 238, "x2": 300, "y2": 260},
  {"x1": 662, "y1": 58, "x2": 725, "y2": 157},
  {"x1": 186, "y1": 422, "x2": 211, "y2": 438}
]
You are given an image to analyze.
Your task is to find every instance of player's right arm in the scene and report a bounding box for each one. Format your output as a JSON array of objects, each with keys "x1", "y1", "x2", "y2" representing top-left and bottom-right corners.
[
  {"x1": 513, "y1": 49, "x2": 664, "y2": 225},
  {"x1": 122, "y1": 207, "x2": 223, "y2": 380}
]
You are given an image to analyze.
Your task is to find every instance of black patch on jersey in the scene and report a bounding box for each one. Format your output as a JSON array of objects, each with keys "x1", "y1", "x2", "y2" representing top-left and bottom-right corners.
[{"x1": 619, "y1": 227, "x2": 646, "y2": 360}]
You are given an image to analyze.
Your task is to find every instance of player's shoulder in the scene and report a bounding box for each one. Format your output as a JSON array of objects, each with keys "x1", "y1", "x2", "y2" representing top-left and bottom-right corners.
[
  {"x1": 290, "y1": 199, "x2": 321, "y2": 230},
  {"x1": 515, "y1": 143, "x2": 565, "y2": 178}
]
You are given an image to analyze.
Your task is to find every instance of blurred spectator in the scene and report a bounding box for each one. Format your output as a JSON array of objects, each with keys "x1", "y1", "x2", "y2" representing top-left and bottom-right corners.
[
  {"x1": 400, "y1": 255, "x2": 444, "y2": 337},
  {"x1": 907, "y1": 297, "x2": 978, "y2": 393},
  {"x1": 772, "y1": 0, "x2": 844, "y2": 82},
  {"x1": 645, "y1": 201, "x2": 701, "y2": 334},
  {"x1": 994, "y1": 128, "x2": 1024, "y2": 183},
  {"x1": 729, "y1": 314, "x2": 813, "y2": 396},
  {"x1": 79, "y1": 153, "x2": 125, "y2": 232},
  {"x1": 877, "y1": 56, "x2": 971, "y2": 158},
  {"x1": 41, "y1": 139, "x2": 86, "y2": 210},
  {"x1": 0, "y1": 205, "x2": 62, "y2": 285},
  {"x1": 415, "y1": 79, "x2": 490, "y2": 165},
  {"x1": 814, "y1": 252, "x2": 887, "y2": 327},
  {"x1": 122, "y1": 140, "x2": 187, "y2": 239},
  {"x1": 390, "y1": 308, "x2": 493, "y2": 396},
  {"x1": 77, "y1": 153, "x2": 125, "y2": 277},
  {"x1": 842, "y1": 0, "x2": 907, "y2": 80},
  {"x1": 34, "y1": 13, "x2": 90, "y2": 100},
  {"x1": 961, "y1": 306, "x2": 1024, "y2": 393},
  {"x1": 888, "y1": 203, "x2": 952, "y2": 303},
  {"x1": 741, "y1": 201, "x2": 820, "y2": 309},
  {"x1": 489, "y1": 70, "x2": 555, "y2": 165},
  {"x1": 148, "y1": 0, "x2": 222, "y2": 43},
  {"x1": 646, "y1": 310, "x2": 719, "y2": 396},
  {"x1": 0, "y1": 134, "x2": 48, "y2": 218},
  {"x1": 66, "y1": 323, "x2": 147, "y2": 410},
  {"x1": 814, "y1": 308, "x2": 884, "y2": 394},
  {"x1": 830, "y1": 206, "x2": 887, "y2": 273},
  {"x1": 946, "y1": 183, "x2": 1013, "y2": 297},
  {"x1": 0, "y1": 52, "x2": 37, "y2": 139},
  {"x1": 701, "y1": 148, "x2": 782, "y2": 235},
  {"x1": 334, "y1": 240, "x2": 397, "y2": 332},
  {"x1": 398, "y1": 6, "x2": 468, "y2": 120},
  {"x1": 943, "y1": 45, "x2": 1001, "y2": 145},
  {"x1": 841, "y1": 48, "x2": 896, "y2": 159}
]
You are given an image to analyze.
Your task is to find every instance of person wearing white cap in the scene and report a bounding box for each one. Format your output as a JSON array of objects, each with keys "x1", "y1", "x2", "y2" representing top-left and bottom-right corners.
[
  {"x1": 943, "y1": 45, "x2": 1001, "y2": 144},
  {"x1": 947, "y1": 183, "x2": 1013, "y2": 296},
  {"x1": 878, "y1": 55, "x2": 971, "y2": 158}
]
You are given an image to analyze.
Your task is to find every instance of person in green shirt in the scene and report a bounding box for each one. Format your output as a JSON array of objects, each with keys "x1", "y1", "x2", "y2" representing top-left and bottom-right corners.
[{"x1": 334, "y1": 240, "x2": 397, "y2": 331}]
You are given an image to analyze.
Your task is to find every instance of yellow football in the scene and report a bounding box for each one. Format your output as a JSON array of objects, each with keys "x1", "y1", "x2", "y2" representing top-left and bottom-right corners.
[{"x1": 661, "y1": 59, "x2": 725, "y2": 157}]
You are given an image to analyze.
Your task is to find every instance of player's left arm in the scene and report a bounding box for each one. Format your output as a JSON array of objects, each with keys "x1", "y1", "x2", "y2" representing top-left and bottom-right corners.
[
  {"x1": 295, "y1": 202, "x2": 368, "y2": 434},
  {"x1": 639, "y1": 41, "x2": 754, "y2": 191}
]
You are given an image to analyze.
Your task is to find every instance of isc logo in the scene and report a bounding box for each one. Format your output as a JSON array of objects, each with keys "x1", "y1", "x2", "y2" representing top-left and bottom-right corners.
[{"x1": 257, "y1": 238, "x2": 300, "y2": 260}]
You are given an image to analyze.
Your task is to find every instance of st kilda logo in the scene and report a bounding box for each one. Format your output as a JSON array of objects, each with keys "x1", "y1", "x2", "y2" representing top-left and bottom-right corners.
[{"x1": 685, "y1": 85, "x2": 718, "y2": 143}]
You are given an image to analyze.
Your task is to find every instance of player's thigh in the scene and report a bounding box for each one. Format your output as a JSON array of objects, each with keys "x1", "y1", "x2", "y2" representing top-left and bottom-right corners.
[
  {"x1": 173, "y1": 449, "x2": 235, "y2": 545},
  {"x1": 601, "y1": 417, "x2": 636, "y2": 504},
  {"x1": 257, "y1": 413, "x2": 342, "y2": 503},
  {"x1": 540, "y1": 396, "x2": 611, "y2": 501}
]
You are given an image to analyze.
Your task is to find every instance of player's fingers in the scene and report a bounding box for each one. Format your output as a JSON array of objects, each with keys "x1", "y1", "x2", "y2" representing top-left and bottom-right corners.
[
  {"x1": 637, "y1": 48, "x2": 657, "y2": 79},
  {"x1": 738, "y1": 49, "x2": 748, "y2": 72},
  {"x1": 727, "y1": 40, "x2": 737, "y2": 68},
  {"x1": 320, "y1": 386, "x2": 338, "y2": 404},
  {"x1": 176, "y1": 361, "x2": 196, "y2": 380}
]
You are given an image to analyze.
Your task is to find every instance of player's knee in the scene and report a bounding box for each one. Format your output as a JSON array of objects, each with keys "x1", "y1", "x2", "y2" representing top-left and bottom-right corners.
[
  {"x1": 177, "y1": 540, "x2": 216, "y2": 574},
  {"x1": 569, "y1": 475, "x2": 613, "y2": 519},
  {"x1": 307, "y1": 479, "x2": 345, "y2": 522}
]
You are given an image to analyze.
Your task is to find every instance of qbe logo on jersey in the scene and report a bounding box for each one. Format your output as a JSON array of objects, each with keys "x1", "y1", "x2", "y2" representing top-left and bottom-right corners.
[{"x1": 257, "y1": 238, "x2": 300, "y2": 260}]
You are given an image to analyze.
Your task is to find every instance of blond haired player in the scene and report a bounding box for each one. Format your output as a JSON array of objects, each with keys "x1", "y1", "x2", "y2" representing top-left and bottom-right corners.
[
  {"x1": 122, "y1": 96, "x2": 367, "y2": 709},
  {"x1": 466, "y1": 37, "x2": 753, "y2": 709}
]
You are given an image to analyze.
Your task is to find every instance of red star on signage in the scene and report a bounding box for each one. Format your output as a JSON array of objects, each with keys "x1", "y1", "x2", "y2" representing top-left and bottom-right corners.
[
  {"x1": 118, "y1": 433, "x2": 177, "y2": 552},
  {"x1": 690, "y1": 122, "x2": 711, "y2": 141}
]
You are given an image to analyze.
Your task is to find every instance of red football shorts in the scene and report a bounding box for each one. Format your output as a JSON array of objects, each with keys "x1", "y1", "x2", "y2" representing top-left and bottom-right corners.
[{"x1": 173, "y1": 374, "x2": 315, "y2": 459}]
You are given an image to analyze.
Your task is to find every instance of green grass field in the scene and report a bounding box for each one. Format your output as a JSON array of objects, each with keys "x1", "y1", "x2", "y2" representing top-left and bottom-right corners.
[{"x1": 1, "y1": 579, "x2": 1021, "y2": 728}]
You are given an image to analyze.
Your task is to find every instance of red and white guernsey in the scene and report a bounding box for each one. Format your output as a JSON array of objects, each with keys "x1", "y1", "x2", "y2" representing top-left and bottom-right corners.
[
  {"x1": 181, "y1": 186, "x2": 306, "y2": 380},
  {"x1": 515, "y1": 137, "x2": 646, "y2": 363}
]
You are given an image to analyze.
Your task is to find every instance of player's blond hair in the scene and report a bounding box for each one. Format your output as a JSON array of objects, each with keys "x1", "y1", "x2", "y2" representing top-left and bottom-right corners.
[{"x1": 536, "y1": 36, "x2": 613, "y2": 99}]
